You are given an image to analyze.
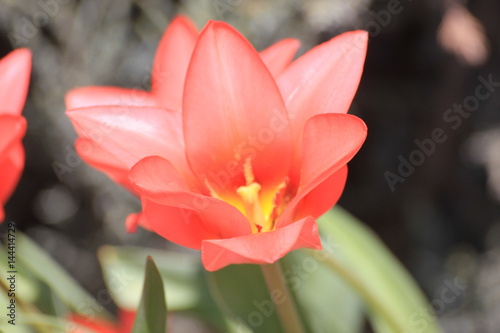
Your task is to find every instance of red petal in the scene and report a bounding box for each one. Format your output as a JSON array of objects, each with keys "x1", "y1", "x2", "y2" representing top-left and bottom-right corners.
[
  {"x1": 66, "y1": 106, "x2": 190, "y2": 177},
  {"x1": 0, "y1": 116, "x2": 26, "y2": 207},
  {"x1": 294, "y1": 165, "x2": 347, "y2": 220},
  {"x1": 0, "y1": 115, "x2": 26, "y2": 156},
  {"x1": 125, "y1": 212, "x2": 151, "y2": 233},
  {"x1": 183, "y1": 21, "x2": 292, "y2": 195},
  {"x1": 67, "y1": 314, "x2": 118, "y2": 333},
  {"x1": 279, "y1": 114, "x2": 366, "y2": 227},
  {"x1": 201, "y1": 216, "x2": 321, "y2": 271},
  {"x1": 118, "y1": 309, "x2": 136, "y2": 333},
  {"x1": 0, "y1": 142, "x2": 24, "y2": 206},
  {"x1": 152, "y1": 15, "x2": 198, "y2": 111},
  {"x1": 65, "y1": 86, "x2": 157, "y2": 109},
  {"x1": 0, "y1": 49, "x2": 31, "y2": 115},
  {"x1": 142, "y1": 198, "x2": 250, "y2": 250},
  {"x1": 130, "y1": 156, "x2": 191, "y2": 193},
  {"x1": 259, "y1": 38, "x2": 300, "y2": 77},
  {"x1": 130, "y1": 156, "x2": 250, "y2": 249},
  {"x1": 75, "y1": 138, "x2": 133, "y2": 191},
  {"x1": 278, "y1": 31, "x2": 368, "y2": 139},
  {"x1": 300, "y1": 114, "x2": 366, "y2": 190}
]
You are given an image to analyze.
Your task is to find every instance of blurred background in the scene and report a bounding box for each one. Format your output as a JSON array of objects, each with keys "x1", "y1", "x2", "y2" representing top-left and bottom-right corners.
[{"x1": 1, "y1": 0, "x2": 500, "y2": 331}]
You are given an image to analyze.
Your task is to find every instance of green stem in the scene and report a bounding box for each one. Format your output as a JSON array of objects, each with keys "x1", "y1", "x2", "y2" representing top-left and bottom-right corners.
[
  {"x1": 260, "y1": 262, "x2": 305, "y2": 333},
  {"x1": 308, "y1": 249, "x2": 407, "y2": 333}
]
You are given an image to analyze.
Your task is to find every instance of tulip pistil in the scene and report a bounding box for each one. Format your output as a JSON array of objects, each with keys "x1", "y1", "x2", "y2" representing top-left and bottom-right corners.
[
  {"x1": 237, "y1": 182, "x2": 266, "y2": 233},
  {"x1": 236, "y1": 158, "x2": 275, "y2": 233}
]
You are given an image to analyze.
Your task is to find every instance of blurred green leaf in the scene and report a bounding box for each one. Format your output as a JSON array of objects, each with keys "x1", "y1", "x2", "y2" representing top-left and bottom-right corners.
[
  {"x1": 0, "y1": 323, "x2": 32, "y2": 333},
  {"x1": 0, "y1": 239, "x2": 78, "y2": 332},
  {"x1": 15, "y1": 232, "x2": 113, "y2": 320},
  {"x1": 8, "y1": 313, "x2": 70, "y2": 332},
  {"x1": 98, "y1": 246, "x2": 199, "y2": 311},
  {"x1": 281, "y1": 250, "x2": 364, "y2": 333},
  {"x1": 0, "y1": 244, "x2": 38, "y2": 306},
  {"x1": 99, "y1": 246, "x2": 229, "y2": 331},
  {"x1": 318, "y1": 206, "x2": 441, "y2": 333},
  {"x1": 206, "y1": 264, "x2": 283, "y2": 333},
  {"x1": 0, "y1": 278, "x2": 29, "y2": 332},
  {"x1": 205, "y1": 252, "x2": 363, "y2": 333},
  {"x1": 132, "y1": 256, "x2": 167, "y2": 333}
]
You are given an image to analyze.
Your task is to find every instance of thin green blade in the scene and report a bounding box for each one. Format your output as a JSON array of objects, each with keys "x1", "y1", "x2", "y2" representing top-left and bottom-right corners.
[{"x1": 132, "y1": 256, "x2": 167, "y2": 333}]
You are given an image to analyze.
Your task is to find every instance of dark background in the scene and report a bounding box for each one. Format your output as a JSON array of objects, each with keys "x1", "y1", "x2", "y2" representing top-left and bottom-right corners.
[{"x1": 1, "y1": 0, "x2": 500, "y2": 331}]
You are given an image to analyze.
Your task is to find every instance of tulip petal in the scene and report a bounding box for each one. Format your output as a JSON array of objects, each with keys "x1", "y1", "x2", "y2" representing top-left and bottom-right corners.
[
  {"x1": 125, "y1": 212, "x2": 151, "y2": 233},
  {"x1": 142, "y1": 201, "x2": 216, "y2": 249},
  {"x1": 0, "y1": 115, "x2": 26, "y2": 156},
  {"x1": 183, "y1": 21, "x2": 292, "y2": 195},
  {"x1": 65, "y1": 86, "x2": 157, "y2": 109},
  {"x1": 201, "y1": 216, "x2": 321, "y2": 271},
  {"x1": 119, "y1": 309, "x2": 136, "y2": 333},
  {"x1": 152, "y1": 15, "x2": 198, "y2": 111},
  {"x1": 279, "y1": 114, "x2": 366, "y2": 227},
  {"x1": 130, "y1": 156, "x2": 191, "y2": 193},
  {"x1": 142, "y1": 198, "x2": 250, "y2": 250},
  {"x1": 259, "y1": 38, "x2": 300, "y2": 77},
  {"x1": 66, "y1": 106, "x2": 189, "y2": 174},
  {"x1": 278, "y1": 31, "x2": 368, "y2": 138},
  {"x1": 0, "y1": 142, "x2": 24, "y2": 206},
  {"x1": 299, "y1": 114, "x2": 366, "y2": 191},
  {"x1": 294, "y1": 165, "x2": 348, "y2": 221},
  {"x1": 75, "y1": 138, "x2": 133, "y2": 191},
  {"x1": 67, "y1": 314, "x2": 118, "y2": 333},
  {"x1": 130, "y1": 156, "x2": 251, "y2": 249},
  {"x1": 0, "y1": 48, "x2": 31, "y2": 115}
]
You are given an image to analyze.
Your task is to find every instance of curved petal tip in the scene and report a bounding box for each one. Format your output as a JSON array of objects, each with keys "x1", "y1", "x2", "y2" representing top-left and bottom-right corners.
[{"x1": 201, "y1": 217, "x2": 321, "y2": 271}]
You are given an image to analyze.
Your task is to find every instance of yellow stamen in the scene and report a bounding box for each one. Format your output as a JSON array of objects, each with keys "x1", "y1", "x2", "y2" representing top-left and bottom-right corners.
[
  {"x1": 236, "y1": 158, "x2": 275, "y2": 233},
  {"x1": 243, "y1": 157, "x2": 255, "y2": 185}
]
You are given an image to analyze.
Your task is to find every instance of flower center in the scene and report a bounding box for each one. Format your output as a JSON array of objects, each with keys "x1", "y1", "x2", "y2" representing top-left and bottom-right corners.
[
  {"x1": 237, "y1": 182, "x2": 267, "y2": 233},
  {"x1": 235, "y1": 159, "x2": 291, "y2": 234},
  {"x1": 204, "y1": 159, "x2": 294, "y2": 234}
]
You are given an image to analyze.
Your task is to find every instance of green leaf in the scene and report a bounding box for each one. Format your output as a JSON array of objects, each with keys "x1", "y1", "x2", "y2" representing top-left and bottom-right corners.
[
  {"x1": 281, "y1": 250, "x2": 364, "y2": 333},
  {"x1": 206, "y1": 264, "x2": 283, "y2": 333},
  {"x1": 98, "y1": 246, "x2": 229, "y2": 332},
  {"x1": 318, "y1": 206, "x2": 442, "y2": 333},
  {"x1": 15, "y1": 232, "x2": 113, "y2": 320},
  {"x1": 132, "y1": 256, "x2": 167, "y2": 333},
  {"x1": 206, "y1": 255, "x2": 363, "y2": 333},
  {"x1": 0, "y1": 244, "x2": 39, "y2": 306},
  {"x1": 4, "y1": 313, "x2": 70, "y2": 332},
  {"x1": 99, "y1": 246, "x2": 199, "y2": 311},
  {"x1": 0, "y1": 237, "x2": 78, "y2": 332}
]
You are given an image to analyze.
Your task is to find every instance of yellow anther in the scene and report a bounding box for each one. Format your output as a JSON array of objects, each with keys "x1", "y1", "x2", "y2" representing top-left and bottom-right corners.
[
  {"x1": 268, "y1": 181, "x2": 288, "y2": 229},
  {"x1": 243, "y1": 158, "x2": 255, "y2": 185}
]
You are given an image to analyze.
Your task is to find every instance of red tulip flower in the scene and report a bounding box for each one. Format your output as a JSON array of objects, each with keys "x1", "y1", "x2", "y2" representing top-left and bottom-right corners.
[
  {"x1": 65, "y1": 15, "x2": 300, "y2": 194},
  {"x1": 67, "y1": 19, "x2": 368, "y2": 271},
  {"x1": 0, "y1": 49, "x2": 31, "y2": 222}
]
